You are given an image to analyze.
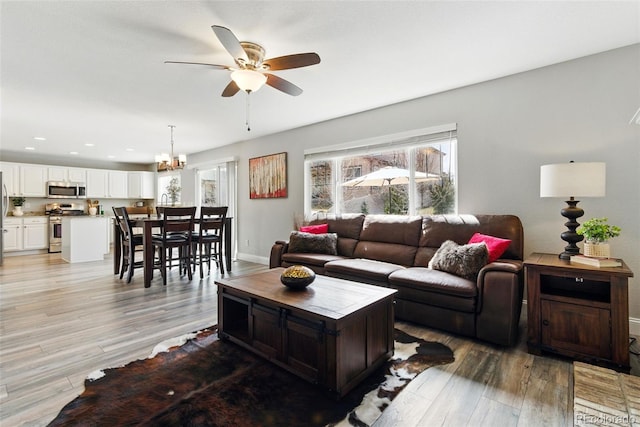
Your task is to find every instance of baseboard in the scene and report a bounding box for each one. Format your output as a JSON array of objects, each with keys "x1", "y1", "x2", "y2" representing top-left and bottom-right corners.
[
  {"x1": 236, "y1": 252, "x2": 269, "y2": 265},
  {"x1": 630, "y1": 317, "x2": 640, "y2": 336}
]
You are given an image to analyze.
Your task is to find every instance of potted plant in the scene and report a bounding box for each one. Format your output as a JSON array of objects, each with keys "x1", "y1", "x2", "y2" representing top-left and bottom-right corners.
[
  {"x1": 577, "y1": 217, "x2": 621, "y2": 258},
  {"x1": 166, "y1": 177, "x2": 181, "y2": 206},
  {"x1": 11, "y1": 196, "x2": 25, "y2": 216}
]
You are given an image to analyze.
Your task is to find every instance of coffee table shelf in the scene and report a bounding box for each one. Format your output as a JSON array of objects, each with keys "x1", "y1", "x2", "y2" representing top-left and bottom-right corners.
[{"x1": 216, "y1": 269, "x2": 397, "y2": 398}]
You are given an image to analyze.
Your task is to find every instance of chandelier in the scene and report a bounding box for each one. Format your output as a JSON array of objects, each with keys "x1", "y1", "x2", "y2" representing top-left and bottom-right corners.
[{"x1": 155, "y1": 125, "x2": 186, "y2": 172}]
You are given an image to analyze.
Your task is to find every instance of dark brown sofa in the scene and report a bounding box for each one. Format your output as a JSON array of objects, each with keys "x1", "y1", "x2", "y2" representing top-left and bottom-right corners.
[{"x1": 269, "y1": 214, "x2": 524, "y2": 346}]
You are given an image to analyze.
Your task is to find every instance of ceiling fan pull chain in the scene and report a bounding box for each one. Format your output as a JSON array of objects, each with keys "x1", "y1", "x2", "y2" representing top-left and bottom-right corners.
[{"x1": 246, "y1": 92, "x2": 251, "y2": 132}]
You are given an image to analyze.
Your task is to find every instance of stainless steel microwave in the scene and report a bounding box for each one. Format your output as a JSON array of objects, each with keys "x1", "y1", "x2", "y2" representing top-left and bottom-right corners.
[{"x1": 47, "y1": 181, "x2": 87, "y2": 199}]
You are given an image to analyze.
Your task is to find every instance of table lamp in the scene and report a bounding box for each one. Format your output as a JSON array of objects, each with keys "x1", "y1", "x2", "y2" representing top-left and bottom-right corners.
[{"x1": 540, "y1": 161, "x2": 606, "y2": 260}]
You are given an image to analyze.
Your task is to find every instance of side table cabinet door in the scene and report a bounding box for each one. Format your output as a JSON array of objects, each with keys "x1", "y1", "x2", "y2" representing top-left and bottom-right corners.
[
  {"x1": 251, "y1": 303, "x2": 282, "y2": 359},
  {"x1": 541, "y1": 300, "x2": 611, "y2": 359},
  {"x1": 284, "y1": 315, "x2": 325, "y2": 383}
]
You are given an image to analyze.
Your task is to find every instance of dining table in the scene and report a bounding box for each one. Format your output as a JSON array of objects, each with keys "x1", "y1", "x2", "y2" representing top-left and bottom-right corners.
[{"x1": 113, "y1": 216, "x2": 233, "y2": 287}]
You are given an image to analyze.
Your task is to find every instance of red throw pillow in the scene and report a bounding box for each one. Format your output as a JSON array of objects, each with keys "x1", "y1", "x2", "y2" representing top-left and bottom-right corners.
[
  {"x1": 468, "y1": 232, "x2": 511, "y2": 263},
  {"x1": 299, "y1": 223, "x2": 329, "y2": 234}
]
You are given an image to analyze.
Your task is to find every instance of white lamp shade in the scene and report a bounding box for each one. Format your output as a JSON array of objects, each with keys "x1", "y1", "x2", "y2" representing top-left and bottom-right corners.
[
  {"x1": 178, "y1": 154, "x2": 187, "y2": 163},
  {"x1": 540, "y1": 162, "x2": 606, "y2": 198},
  {"x1": 231, "y1": 69, "x2": 267, "y2": 92}
]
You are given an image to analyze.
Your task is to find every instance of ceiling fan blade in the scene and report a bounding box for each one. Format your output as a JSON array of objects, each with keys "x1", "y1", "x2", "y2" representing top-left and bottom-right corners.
[
  {"x1": 221, "y1": 80, "x2": 241, "y2": 97},
  {"x1": 263, "y1": 53, "x2": 321, "y2": 70},
  {"x1": 164, "y1": 61, "x2": 230, "y2": 70},
  {"x1": 212, "y1": 25, "x2": 248, "y2": 64},
  {"x1": 265, "y1": 73, "x2": 303, "y2": 96}
]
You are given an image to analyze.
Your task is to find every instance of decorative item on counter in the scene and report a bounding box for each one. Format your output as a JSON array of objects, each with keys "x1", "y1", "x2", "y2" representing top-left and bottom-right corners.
[
  {"x1": 280, "y1": 265, "x2": 316, "y2": 290},
  {"x1": 87, "y1": 199, "x2": 99, "y2": 216},
  {"x1": 577, "y1": 217, "x2": 621, "y2": 258},
  {"x1": 11, "y1": 196, "x2": 25, "y2": 216},
  {"x1": 166, "y1": 177, "x2": 181, "y2": 206}
]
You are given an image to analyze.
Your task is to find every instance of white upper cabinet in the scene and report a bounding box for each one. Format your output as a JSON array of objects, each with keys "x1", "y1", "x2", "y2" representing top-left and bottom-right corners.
[
  {"x1": 128, "y1": 171, "x2": 155, "y2": 199},
  {"x1": 20, "y1": 165, "x2": 47, "y2": 197},
  {"x1": 108, "y1": 171, "x2": 128, "y2": 198},
  {"x1": 0, "y1": 162, "x2": 19, "y2": 196},
  {"x1": 48, "y1": 166, "x2": 86, "y2": 183},
  {"x1": 86, "y1": 169, "x2": 108, "y2": 198}
]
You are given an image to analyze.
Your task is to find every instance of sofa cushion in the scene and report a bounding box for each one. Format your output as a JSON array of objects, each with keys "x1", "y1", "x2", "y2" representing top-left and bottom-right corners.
[
  {"x1": 311, "y1": 214, "x2": 365, "y2": 240},
  {"x1": 468, "y1": 232, "x2": 511, "y2": 263},
  {"x1": 388, "y1": 267, "x2": 477, "y2": 312},
  {"x1": 288, "y1": 231, "x2": 338, "y2": 255},
  {"x1": 359, "y1": 215, "x2": 423, "y2": 246},
  {"x1": 353, "y1": 241, "x2": 418, "y2": 266},
  {"x1": 325, "y1": 258, "x2": 405, "y2": 284},
  {"x1": 282, "y1": 252, "x2": 345, "y2": 268},
  {"x1": 299, "y1": 223, "x2": 329, "y2": 234},
  {"x1": 428, "y1": 240, "x2": 488, "y2": 280}
]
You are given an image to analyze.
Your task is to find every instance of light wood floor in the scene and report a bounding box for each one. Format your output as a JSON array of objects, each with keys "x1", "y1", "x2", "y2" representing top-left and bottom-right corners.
[{"x1": 0, "y1": 252, "x2": 637, "y2": 426}]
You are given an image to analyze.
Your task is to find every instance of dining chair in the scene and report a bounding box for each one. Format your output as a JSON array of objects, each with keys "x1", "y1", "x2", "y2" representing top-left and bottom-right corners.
[
  {"x1": 113, "y1": 207, "x2": 144, "y2": 283},
  {"x1": 152, "y1": 206, "x2": 196, "y2": 286},
  {"x1": 192, "y1": 206, "x2": 228, "y2": 278}
]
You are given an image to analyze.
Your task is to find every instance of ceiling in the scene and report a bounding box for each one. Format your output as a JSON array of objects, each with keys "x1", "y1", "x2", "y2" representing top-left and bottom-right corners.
[{"x1": 1, "y1": 1, "x2": 638, "y2": 165}]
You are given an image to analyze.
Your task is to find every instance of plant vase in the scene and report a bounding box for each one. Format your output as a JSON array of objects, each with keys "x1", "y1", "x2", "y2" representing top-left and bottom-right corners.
[
  {"x1": 12, "y1": 206, "x2": 23, "y2": 216},
  {"x1": 584, "y1": 241, "x2": 610, "y2": 259}
]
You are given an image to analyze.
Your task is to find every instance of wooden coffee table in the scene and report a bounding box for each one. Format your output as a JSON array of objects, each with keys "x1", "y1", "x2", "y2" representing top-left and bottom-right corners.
[{"x1": 215, "y1": 268, "x2": 397, "y2": 398}]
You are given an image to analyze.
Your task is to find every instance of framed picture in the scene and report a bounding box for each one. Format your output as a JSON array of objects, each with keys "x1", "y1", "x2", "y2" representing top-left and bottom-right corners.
[{"x1": 249, "y1": 152, "x2": 288, "y2": 199}]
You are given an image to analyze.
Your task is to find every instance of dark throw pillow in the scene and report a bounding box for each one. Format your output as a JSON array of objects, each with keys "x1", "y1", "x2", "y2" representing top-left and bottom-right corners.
[
  {"x1": 288, "y1": 231, "x2": 338, "y2": 255},
  {"x1": 428, "y1": 240, "x2": 489, "y2": 280}
]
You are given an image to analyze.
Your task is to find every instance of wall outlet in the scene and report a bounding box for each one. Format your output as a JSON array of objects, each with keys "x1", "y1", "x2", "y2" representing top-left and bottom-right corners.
[
  {"x1": 246, "y1": 239, "x2": 250, "y2": 247},
  {"x1": 24, "y1": 202, "x2": 31, "y2": 208}
]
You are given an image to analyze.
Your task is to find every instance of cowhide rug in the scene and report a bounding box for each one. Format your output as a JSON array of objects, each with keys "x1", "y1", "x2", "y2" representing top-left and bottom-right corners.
[{"x1": 49, "y1": 326, "x2": 454, "y2": 427}]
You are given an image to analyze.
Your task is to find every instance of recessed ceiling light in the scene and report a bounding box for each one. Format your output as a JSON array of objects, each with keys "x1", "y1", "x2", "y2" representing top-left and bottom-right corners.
[
  {"x1": 84, "y1": 143, "x2": 95, "y2": 147},
  {"x1": 25, "y1": 146, "x2": 35, "y2": 150},
  {"x1": 70, "y1": 151, "x2": 79, "y2": 155},
  {"x1": 125, "y1": 148, "x2": 134, "y2": 152},
  {"x1": 33, "y1": 137, "x2": 46, "y2": 141},
  {"x1": 107, "y1": 155, "x2": 116, "y2": 159}
]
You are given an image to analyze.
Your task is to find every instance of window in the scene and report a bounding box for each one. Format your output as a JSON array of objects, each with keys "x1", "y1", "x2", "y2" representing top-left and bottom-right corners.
[
  {"x1": 157, "y1": 173, "x2": 181, "y2": 205},
  {"x1": 304, "y1": 126, "x2": 457, "y2": 217}
]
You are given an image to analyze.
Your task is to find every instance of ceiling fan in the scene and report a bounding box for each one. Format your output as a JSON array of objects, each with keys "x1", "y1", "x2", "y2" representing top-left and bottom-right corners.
[{"x1": 165, "y1": 25, "x2": 321, "y2": 97}]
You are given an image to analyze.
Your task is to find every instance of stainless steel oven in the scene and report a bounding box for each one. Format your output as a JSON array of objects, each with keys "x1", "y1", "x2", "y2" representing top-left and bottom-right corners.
[
  {"x1": 48, "y1": 216, "x2": 62, "y2": 253},
  {"x1": 46, "y1": 203, "x2": 85, "y2": 253}
]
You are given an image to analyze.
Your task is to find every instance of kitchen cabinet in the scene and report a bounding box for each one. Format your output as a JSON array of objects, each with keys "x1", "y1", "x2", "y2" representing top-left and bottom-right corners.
[
  {"x1": 0, "y1": 163, "x2": 19, "y2": 196},
  {"x1": 22, "y1": 217, "x2": 48, "y2": 250},
  {"x1": 48, "y1": 166, "x2": 86, "y2": 183},
  {"x1": 128, "y1": 171, "x2": 155, "y2": 199},
  {"x1": 2, "y1": 217, "x2": 48, "y2": 252},
  {"x1": 108, "y1": 171, "x2": 128, "y2": 198},
  {"x1": 20, "y1": 165, "x2": 47, "y2": 197},
  {"x1": 3, "y1": 218, "x2": 23, "y2": 251},
  {"x1": 89, "y1": 169, "x2": 128, "y2": 198},
  {"x1": 86, "y1": 169, "x2": 108, "y2": 198},
  {"x1": 525, "y1": 252, "x2": 634, "y2": 372},
  {"x1": 0, "y1": 162, "x2": 46, "y2": 197}
]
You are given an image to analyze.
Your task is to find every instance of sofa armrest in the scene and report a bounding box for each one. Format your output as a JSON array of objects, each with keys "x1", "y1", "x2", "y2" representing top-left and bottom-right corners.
[
  {"x1": 475, "y1": 260, "x2": 524, "y2": 346},
  {"x1": 269, "y1": 241, "x2": 289, "y2": 268}
]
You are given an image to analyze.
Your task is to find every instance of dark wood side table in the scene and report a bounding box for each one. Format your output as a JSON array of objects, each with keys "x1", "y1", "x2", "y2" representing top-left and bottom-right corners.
[{"x1": 524, "y1": 252, "x2": 634, "y2": 371}]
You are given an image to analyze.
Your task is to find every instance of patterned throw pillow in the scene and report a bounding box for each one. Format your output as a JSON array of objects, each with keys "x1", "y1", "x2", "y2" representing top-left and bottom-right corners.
[
  {"x1": 288, "y1": 231, "x2": 338, "y2": 255},
  {"x1": 428, "y1": 240, "x2": 489, "y2": 280}
]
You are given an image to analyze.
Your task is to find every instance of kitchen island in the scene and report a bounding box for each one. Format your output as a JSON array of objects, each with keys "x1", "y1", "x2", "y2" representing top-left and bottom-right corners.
[{"x1": 61, "y1": 216, "x2": 109, "y2": 263}]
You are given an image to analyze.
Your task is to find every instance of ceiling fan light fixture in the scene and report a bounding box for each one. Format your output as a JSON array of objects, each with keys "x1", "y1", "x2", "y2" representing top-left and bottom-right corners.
[{"x1": 231, "y1": 69, "x2": 267, "y2": 93}]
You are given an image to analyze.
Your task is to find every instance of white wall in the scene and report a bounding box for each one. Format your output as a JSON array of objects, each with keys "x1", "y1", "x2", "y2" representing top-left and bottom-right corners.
[{"x1": 190, "y1": 44, "x2": 640, "y2": 321}]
